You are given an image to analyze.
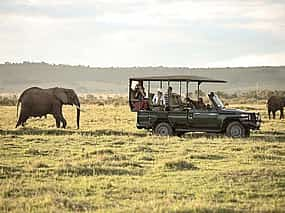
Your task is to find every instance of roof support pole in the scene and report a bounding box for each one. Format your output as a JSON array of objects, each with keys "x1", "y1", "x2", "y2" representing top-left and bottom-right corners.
[
  {"x1": 179, "y1": 81, "x2": 181, "y2": 96},
  {"x1": 160, "y1": 80, "x2": 162, "y2": 89},
  {"x1": 198, "y1": 81, "x2": 201, "y2": 100},
  {"x1": 148, "y1": 80, "x2": 150, "y2": 97},
  {"x1": 167, "y1": 80, "x2": 170, "y2": 109},
  {"x1": 186, "y1": 81, "x2": 189, "y2": 98},
  {"x1": 129, "y1": 79, "x2": 132, "y2": 109}
]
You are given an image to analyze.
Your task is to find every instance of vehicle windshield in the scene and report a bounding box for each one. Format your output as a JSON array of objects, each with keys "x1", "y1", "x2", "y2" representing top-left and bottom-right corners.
[{"x1": 211, "y1": 94, "x2": 225, "y2": 108}]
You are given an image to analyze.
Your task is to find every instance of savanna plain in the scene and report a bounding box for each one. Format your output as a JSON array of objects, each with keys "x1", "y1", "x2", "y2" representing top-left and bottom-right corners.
[{"x1": 0, "y1": 103, "x2": 284, "y2": 212}]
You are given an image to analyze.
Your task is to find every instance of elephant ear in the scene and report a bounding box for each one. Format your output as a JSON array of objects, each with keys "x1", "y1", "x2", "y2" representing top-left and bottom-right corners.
[{"x1": 54, "y1": 88, "x2": 68, "y2": 104}]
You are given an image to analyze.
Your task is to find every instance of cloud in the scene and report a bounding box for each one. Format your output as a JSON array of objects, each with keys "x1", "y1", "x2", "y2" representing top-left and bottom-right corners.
[
  {"x1": 0, "y1": 0, "x2": 97, "y2": 18},
  {"x1": 0, "y1": 0, "x2": 285, "y2": 67}
]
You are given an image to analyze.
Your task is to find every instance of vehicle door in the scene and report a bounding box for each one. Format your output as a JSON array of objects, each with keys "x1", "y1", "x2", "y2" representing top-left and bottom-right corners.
[
  {"x1": 191, "y1": 108, "x2": 221, "y2": 129},
  {"x1": 168, "y1": 110, "x2": 188, "y2": 128}
]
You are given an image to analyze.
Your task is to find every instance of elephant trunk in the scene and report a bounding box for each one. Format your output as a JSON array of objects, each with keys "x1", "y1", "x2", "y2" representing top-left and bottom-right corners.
[{"x1": 74, "y1": 96, "x2": 80, "y2": 129}]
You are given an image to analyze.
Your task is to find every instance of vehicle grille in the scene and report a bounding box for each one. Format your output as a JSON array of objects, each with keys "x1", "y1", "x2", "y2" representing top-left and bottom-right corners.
[{"x1": 250, "y1": 113, "x2": 256, "y2": 121}]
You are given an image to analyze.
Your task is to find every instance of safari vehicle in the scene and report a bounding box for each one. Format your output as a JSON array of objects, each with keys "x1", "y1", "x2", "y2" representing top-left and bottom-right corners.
[{"x1": 129, "y1": 75, "x2": 261, "y2": 137}]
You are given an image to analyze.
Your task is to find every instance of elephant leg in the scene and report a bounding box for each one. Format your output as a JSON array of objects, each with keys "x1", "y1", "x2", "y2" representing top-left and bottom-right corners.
[
  {"x1": 273, "y1": 111, "x2": 276, "y2": 119},
  {"x1": 268, "y1": 109, "x2": 271, "y2": 119},
  {"x1": 60, "y1": 115, "x2": 67, "y2": 128},
  {"x1": 53, "y1": 114, "x2": 61, "y2": 128},
  {"x1": 280, "y1": 108, "x2": 284, "y2": 119},
  {"x1": 21, "y1": 115, "x2": 29, "y2": 127},
  {"x1": 52, "y1": 104, "x2": 64, "y2": 128},
  {"x1": 57, "y1": 107, "x2": 66, "y2": 128},
  {"x1": 16, "y1": 112, "x2": 29, "y2": 128}
]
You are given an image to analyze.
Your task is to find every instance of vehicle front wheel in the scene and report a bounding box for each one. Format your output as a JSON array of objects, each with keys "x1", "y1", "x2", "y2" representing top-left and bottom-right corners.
[
  {"x1": 245, "y1": 128, "x2": 250, "y2": 137},
  {"x1": 154, "y1": 122, "x2": 173, "y2": 136},
  {"x1": 226, "y1": 121, "x2": 246, "y2": 138}
]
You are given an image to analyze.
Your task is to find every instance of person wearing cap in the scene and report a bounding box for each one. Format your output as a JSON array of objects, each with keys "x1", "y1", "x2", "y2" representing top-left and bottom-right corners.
[{"x1": 152, "y1": 88, "x2": 165, "y2": 105}]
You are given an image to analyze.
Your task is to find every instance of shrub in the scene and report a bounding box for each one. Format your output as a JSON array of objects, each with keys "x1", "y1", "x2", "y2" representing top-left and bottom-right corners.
[{"x1": 165, "y1": 160, "x2": 198, "y2": 171}]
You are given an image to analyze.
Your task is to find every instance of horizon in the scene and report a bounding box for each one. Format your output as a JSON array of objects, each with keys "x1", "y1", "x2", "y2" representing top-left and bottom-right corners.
[{"x1": 1, "y1": 61, "x2": 285, "y2": 70}]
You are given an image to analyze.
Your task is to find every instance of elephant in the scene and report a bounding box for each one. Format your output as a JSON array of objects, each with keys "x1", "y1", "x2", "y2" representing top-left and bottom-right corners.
[
  {"x1": 16, "y1": 87, "x2": 81, "y2": 128},
  {"x1": 267, "y1": 96, "x2": 285, "y2": 119}
]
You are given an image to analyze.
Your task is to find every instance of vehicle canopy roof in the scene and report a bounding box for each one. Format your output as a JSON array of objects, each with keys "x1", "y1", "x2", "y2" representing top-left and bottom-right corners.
[{"x1": 129, "y1": 75, "x2": 227, "y2": 83}]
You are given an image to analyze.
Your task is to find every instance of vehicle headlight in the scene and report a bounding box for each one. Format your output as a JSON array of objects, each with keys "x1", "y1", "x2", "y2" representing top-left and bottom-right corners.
[
  {"x1": 240, "y1": 114, "x2": 249, "y2": 120},
  {"x1": 256, "y1": 113, "x2": 261, "y2": 121}
]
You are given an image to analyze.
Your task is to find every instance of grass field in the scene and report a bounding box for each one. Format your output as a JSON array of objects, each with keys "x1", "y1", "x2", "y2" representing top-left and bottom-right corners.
[{"x1": 0, "y1": 104, "x2": 285, "y2": 212}]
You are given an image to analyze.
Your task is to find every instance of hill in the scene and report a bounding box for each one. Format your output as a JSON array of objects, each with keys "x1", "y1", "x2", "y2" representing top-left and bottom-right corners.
[{"x1": 0, "y1": 62, "x2": 285, "y2": 94}]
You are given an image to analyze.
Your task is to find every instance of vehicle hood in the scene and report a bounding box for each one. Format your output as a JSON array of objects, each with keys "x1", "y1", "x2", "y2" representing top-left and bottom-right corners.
[{"x1": 219, "y1": 108, "x2": 250, "y2": 114}]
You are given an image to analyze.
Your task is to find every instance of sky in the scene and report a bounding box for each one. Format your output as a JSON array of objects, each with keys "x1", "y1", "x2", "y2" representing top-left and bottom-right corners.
[{"x1": 0, "y1": 0, "x2": 285, "y2": 67}]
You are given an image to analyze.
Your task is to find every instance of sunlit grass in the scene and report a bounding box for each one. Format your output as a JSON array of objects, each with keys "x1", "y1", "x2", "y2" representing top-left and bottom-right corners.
[{"x1": 0, "y1": 104, "x2": 284, "y2": 212}]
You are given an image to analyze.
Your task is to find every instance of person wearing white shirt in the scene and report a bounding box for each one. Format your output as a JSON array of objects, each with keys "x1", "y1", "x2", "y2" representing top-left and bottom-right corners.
[{"x1": 152, "y1": 88, "x2": 165, "y2": 105}]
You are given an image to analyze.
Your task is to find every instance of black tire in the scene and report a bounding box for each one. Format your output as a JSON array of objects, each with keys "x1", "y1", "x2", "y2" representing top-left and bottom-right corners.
[
  {"x1": 226, "y1": 121, "x2": 246, "y2": 138},
  {"x1": 245, "y1": 128, "x2": 250, "y2": 137},
  {"x1": 154, "y1": 122, "x2": 173, "y2": 136}
]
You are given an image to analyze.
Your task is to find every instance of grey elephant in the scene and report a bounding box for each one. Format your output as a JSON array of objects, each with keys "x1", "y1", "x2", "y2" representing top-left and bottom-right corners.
[
  {"x1": 267, "y1": 96, "x2": 285, "y2": 119},
  {"x1": 16, "y1": 87, "x2": 81, "y2": 128}
]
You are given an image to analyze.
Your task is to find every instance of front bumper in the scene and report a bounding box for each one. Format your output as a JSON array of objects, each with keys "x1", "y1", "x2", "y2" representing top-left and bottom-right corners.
[{"x1": 241, "y1": 113, "x2": 261, "y2": 130}]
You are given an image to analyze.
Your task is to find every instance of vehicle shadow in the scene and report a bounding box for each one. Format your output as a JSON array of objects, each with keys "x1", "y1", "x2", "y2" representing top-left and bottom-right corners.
[
  {"x1": 1, "y1": 129, "x2": 284, "y2": 142},
  {"x1": 0, "y1": 128, "x2": 148, "y2": 137}
]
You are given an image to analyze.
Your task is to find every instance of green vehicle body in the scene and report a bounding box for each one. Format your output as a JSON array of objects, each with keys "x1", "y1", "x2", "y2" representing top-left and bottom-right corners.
[
  {"x1": 136, "y1": 104, "x2": 261, "y2": 134},
  {"x1": 129, "y1": 75, "x2": 261, "y2": 137}
]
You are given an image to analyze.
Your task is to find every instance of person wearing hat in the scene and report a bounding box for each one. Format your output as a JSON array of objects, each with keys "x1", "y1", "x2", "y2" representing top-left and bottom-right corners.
[{"x1": 152, "y1": 88, "x2": 165, "y2": 105}]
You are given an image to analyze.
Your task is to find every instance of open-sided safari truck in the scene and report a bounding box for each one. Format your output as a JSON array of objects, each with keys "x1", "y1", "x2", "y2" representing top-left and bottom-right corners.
[{"x1": 129, "y1": 75, "x2": 261, "y2": 137}]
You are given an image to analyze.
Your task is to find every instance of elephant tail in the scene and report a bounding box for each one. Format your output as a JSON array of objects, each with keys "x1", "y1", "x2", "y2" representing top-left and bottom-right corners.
[{"x1": 16, "y1": 99, "x2": 20, "y2": 118}]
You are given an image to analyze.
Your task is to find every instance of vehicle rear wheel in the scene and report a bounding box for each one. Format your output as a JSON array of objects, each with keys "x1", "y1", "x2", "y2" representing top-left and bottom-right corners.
[
  {"x1": 154, "y1": 122, "x2": 173, "y2": 136},
  {"x1": 226, "y1": 121, "x2": 246, "y2": 138}
]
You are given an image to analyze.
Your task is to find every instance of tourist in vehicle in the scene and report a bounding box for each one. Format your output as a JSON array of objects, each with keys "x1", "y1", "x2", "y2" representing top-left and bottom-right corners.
[
  {"x1": 132, "y1": 81, "x2": 149, "y2": 110},
  {"x1": 164, "y1": 86, "x2": 173, "y2": 104},
  {"x1": 164, "y1": 86, "x2": 183, "y2": 110},
  {"x1": 152, "y1": 88, "x2": 165, "y2": 105},
  {"x1": 185, "y1": 97, "x2": 196, "y2": 108},
  {"x1": 134, "y1": 81, "x2": 146, "y2": 100},
  {"x1": 197, "y1": 97, "x2": 206, "y2": 109}
]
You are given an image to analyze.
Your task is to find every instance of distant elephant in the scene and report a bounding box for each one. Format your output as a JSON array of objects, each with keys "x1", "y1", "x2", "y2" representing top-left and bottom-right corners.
[
  {"x1": 16, "y1": 87, "x2": 81, "y2": 128},
  {"x1": 267, "y1": 96, "x2": 285, "y2": 119}
]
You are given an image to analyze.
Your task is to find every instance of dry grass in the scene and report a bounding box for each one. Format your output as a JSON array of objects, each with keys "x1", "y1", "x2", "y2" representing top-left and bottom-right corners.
[{"x1": 0, "y1": 103, "x2": 285, "y2": 212}]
